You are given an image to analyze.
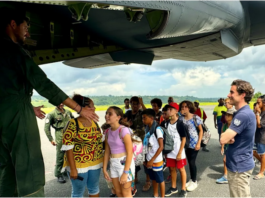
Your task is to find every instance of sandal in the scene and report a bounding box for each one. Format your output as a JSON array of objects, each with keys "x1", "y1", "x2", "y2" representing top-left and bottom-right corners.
[
  {"x1": 253, "y1": 174, "x2": 264, "y2": 180},
  {"x1": 142, "y1": 180, "x2": 152, "y2": 191}
]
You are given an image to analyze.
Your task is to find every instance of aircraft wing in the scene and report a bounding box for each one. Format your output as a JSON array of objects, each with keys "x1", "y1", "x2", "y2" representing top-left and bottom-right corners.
[{"x1": 2, "y1": 1, "x2": 264, "y2": 68}]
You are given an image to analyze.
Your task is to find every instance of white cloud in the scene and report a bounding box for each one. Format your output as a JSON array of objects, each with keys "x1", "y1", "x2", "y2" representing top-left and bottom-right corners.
[{"x1": 38, "y1": 45, "x2": 265, "y2": 97}]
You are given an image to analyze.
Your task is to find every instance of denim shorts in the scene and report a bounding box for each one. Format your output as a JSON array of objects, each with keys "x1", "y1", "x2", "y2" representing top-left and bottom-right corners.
[
  {"x1": 68, "y1": 168, "x2": 101, "y2": 197},
  {"x1": 256, "y1": 143, "x2": 265, "y2": 155}
]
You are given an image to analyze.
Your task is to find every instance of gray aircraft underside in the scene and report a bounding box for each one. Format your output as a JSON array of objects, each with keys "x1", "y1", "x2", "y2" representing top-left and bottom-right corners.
[{"x1": 7, "y1": 1, "x2": 265, "y2": 68}]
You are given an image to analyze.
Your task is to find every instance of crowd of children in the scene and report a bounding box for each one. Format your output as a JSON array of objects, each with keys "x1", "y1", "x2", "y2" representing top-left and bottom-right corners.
[{"x1": 60, "y1": 94, "x2": 210, "y2": 198}]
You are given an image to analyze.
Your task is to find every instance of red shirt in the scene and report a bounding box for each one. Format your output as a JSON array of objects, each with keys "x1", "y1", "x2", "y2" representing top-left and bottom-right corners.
[{"x1": 194, "y1": 108, "x2": 207, "y2": 121}]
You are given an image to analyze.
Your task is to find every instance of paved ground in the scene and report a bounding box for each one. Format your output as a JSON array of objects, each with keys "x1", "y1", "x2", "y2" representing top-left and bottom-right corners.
[{"x1": 38, "y1": 106, "x2": 265, "y2": 197}]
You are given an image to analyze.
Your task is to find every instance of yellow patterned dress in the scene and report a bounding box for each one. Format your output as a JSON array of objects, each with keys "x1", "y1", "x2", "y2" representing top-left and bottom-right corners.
[{"x1": 61, "y1": 119, "x2": 103, "y2": 173}]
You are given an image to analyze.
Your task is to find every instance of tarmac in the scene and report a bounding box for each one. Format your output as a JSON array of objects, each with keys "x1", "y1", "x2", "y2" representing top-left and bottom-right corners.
[{"x1": 38, "y1": 105, "x2": 265, "y2": 197}]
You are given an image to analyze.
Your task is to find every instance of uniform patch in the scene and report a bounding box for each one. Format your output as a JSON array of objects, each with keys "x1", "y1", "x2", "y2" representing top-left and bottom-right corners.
[{"x1": 234, "y1": 119, "x2": 241, "y2": 126}]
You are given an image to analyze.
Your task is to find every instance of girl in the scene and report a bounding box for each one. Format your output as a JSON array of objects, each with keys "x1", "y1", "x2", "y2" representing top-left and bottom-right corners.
[
  {"x1": 216, "y1": 108, "x2": 236, "y2": 184},
  {"x1": 179, "y1": 100, "x2": 203, "y2": 192},
  {"x1": 103, "y1": 106, "x2": 135, "y2": 198},
  {"x1": 61, "y1": 94, "x2": 103, "y2": 197}
]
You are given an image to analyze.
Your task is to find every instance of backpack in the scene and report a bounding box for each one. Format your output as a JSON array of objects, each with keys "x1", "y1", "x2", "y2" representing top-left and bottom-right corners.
[
  {"x1": 105, "y1": 126, "x2": 143, "y2": 160},
  {"x1": 192, "y1": 115, "x2": 211, "y2": 145},
  {"x1": 164, "y1": 120, "x2": 190, "y2": 149},
  {"x1": 153, "y1": 125, "x2": 174, "y2": 155}
]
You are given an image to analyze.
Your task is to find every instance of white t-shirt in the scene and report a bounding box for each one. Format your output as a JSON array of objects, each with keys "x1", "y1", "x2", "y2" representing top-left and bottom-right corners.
[
  {"x1": 166, "y1": 122, "x2": 186, "y2": 159},
  {"x1": 146, "y1": 127, "x2": 164, "y2": 163}
]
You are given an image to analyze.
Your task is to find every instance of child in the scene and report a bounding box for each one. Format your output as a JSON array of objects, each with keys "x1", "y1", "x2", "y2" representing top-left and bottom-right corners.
[
  {"x1": 61, "y1": 95, "x2": 103, "y2": 197},
  {"x1": 101, "y1": 123, "x2": 116, "y2": 197},
  {"x1": 103, "y1": 106, "x2": 135, "y2": 198},
  {"x1": 142, "y1": 109, "x2": 165, "y2": 198},
  {"x1": 216, "y1": 108, "x2": 236, "y2": 184},
  {"x1": 164, "y1": 102, "x2": 187, "y2": 197},
  {"x1": 151, "y1": 98, "x2": 164, "y2": 124}
]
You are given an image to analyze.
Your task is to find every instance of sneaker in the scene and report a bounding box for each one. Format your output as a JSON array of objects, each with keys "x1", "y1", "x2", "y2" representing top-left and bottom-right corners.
[
  {"x1": 185, "y1": 179, "x2": 192, "y2": 188},
  {"x1": 57, "y1": 176, "x2": 66, "y2": 183},
  {"x1": 202, "y1": 147, "x2": 209, "y2": 152},
  {"x1": 216, "y1": 176, "x2": 228, "y2": 184},
  {"x1": 165, "y1": 187, "x2": 178, "y2": 197},
  {"x1": 165, "y1": 175, "x2": 172, "y2": 183},
  {"x1": 187, "y1": 181, "x2": 198, "y2": 192},
  {"x1": 132, "y1": 188, "x2": 137, "y2": 197},
  {"x1": 179, "y1": 190, "x2": 187, "y2": 197},
  {"x1": 109, "y1": 193, "x2": 116, "y2": 197}
]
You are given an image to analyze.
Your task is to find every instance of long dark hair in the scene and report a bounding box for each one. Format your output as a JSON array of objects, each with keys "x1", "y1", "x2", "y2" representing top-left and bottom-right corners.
[{"x1": 107, "y1": 106, "x2": 130, "y2": 127}]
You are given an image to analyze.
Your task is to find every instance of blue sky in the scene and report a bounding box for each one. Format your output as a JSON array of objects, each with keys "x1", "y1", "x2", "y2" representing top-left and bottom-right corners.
[{"x1": 38, "y1": 45, "x2": 265, "y2": 98}]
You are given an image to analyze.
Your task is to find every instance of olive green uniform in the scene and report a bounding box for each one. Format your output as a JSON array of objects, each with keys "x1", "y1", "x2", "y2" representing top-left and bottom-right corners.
[
  {"x1": 44, "y1": 108, "x2": 73, "y2": 177},
  {"x1": 0, "y1": 37, "x2": 68, "y2": 196}
]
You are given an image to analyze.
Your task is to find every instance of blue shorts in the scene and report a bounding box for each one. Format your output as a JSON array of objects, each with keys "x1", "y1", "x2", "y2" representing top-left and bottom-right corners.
[
  {"x1": 68, "y1": 168, "x2": 101, "y2": 197},
  {"x1": 146, "y1": 168, "x2": 164, "y2": 183},
  {"x1": 256, "y1": 143, "x2": 265, "y2": 155}
]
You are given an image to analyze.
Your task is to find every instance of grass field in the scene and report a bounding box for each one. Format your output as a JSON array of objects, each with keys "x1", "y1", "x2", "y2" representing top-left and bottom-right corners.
[{"x1": 36, "y1": 102, "x2": 255, "y2": 114}]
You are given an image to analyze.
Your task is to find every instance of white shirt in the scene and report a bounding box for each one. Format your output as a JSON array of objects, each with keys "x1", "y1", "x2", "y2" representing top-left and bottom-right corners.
[
  {"x1": 146, "y1": 127, "x2": 164, "y2": 163},
  {"x1": 166, "y1": 122, "x2": 186, "y2": 159}
]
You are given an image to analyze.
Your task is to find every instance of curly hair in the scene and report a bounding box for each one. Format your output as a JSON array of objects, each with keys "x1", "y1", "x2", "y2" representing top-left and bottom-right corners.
[
  {"x1": 179, "y1": 100, "x2": 195, "y2": 114},
  {"x1": 150, "y1": 98, "x2": 163, "y2": 108},
  {"x1": 231, "y1": 80, "x2": 254, "y2": 103}
]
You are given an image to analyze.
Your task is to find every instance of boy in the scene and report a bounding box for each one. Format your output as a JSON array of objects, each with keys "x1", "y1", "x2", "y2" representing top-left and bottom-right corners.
[
  {"x1": 164, "y1": 102, "x2": 187, "y2": 197},
  {"x1": 142, "y1": 109, "x2": 166, "y2": 198},
  {"x1": 160, "y1": 106, "x2": 170, "y2": 128},
  {"x1": 151, "y1": 98, "x2": 164, "y2": 124}
]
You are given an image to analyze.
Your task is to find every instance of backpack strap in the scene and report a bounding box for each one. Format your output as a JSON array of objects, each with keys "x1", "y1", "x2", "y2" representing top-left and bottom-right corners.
[
  {"x1": 193, "y1": 115, "x2": 198, "y2": 127},
  {"x1": 105, "y1": 128, "x2": 110, "y2": 139},
  {"x1": 118, "y1": 126, "x2": 128, "y2": 143},
  {"x1": 74, "y1": 118, "x2": 79, "y2": 134},
  {"x1": 193, "y1": 115, "x2": 200, "y2": 134}
]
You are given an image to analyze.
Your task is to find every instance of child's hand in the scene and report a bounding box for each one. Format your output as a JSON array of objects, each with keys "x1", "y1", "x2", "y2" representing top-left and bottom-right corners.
[
  {"x1": 176, "y1": 154, "x2": 182, "y2": 161},
  {"x1": 103, "y1": 170, "x2": 112, "y2": 181},
  {"x1": 221, "y1": 148, "x2": 224, "y2": 155},
  {"x1": 120, "y1": 173, "x2": 128, "y2": 185},
  {"x1": 70, "y1": 168, "x2": 78, "y2": 180},
  {"x1": 147, "y1": 160, "x2": 153, "y2": 169},
  {"x1": 195, "y1": 143, "x2": 201, "y2": 151}
]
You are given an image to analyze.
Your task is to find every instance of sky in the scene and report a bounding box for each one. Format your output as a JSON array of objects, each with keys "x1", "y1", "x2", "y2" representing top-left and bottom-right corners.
[{"x1": 38, "y1": 45, "x2": 265, "y2": 98}]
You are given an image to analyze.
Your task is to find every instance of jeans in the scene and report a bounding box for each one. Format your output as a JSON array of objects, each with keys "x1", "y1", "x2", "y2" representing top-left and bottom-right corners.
[{"x1": 68, "y1": 168, "x2": 101, "y2": 197}]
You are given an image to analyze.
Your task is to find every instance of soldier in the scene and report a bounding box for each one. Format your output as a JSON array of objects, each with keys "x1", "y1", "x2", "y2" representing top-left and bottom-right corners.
[
  {"x1": 0, "y1": 8, "x2": 98, "y2": 196},
  {"x1": 44, "y1": 104, "x2": 74, "y2": 183}
]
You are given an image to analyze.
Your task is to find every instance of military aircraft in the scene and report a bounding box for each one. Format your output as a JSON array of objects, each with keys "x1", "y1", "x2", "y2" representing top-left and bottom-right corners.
[{"x1": 2, "y1": 1, "x2": 265, "y2": 68}]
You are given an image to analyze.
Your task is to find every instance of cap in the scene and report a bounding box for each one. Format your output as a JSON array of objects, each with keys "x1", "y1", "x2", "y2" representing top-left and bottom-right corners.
[
  {"x1": 222, "y1": 108, "x2": 236, "y2": 115},
  {"x1": 194, "y1": 100, "x2": 199, "y2": 103},
  {"x1": 165, "y1": 102, "x2": 179, "y2": 111}
]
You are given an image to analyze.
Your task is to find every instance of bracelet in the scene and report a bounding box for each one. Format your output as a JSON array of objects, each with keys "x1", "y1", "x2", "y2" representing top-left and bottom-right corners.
[
  {"x1": 123, "y1": 170, "x2": 129, "y2": 174},
  {"x1": 77, "y1": 106, "x2": 82, "y2": 114},
  {"x1": 256, "y1": 113, "x2": 260, "y2": 116}
]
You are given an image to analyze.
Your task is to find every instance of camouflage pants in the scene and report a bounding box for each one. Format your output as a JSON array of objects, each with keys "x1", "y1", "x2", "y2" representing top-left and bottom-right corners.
[{"x1": 55, "y1": 131, "x2": 64, "y2": 177}]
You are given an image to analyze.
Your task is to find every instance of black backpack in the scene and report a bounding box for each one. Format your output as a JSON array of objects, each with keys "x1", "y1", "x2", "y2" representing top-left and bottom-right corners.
[{"x1": 164, "y1": 119, "x2": 190, "y2": 149}]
